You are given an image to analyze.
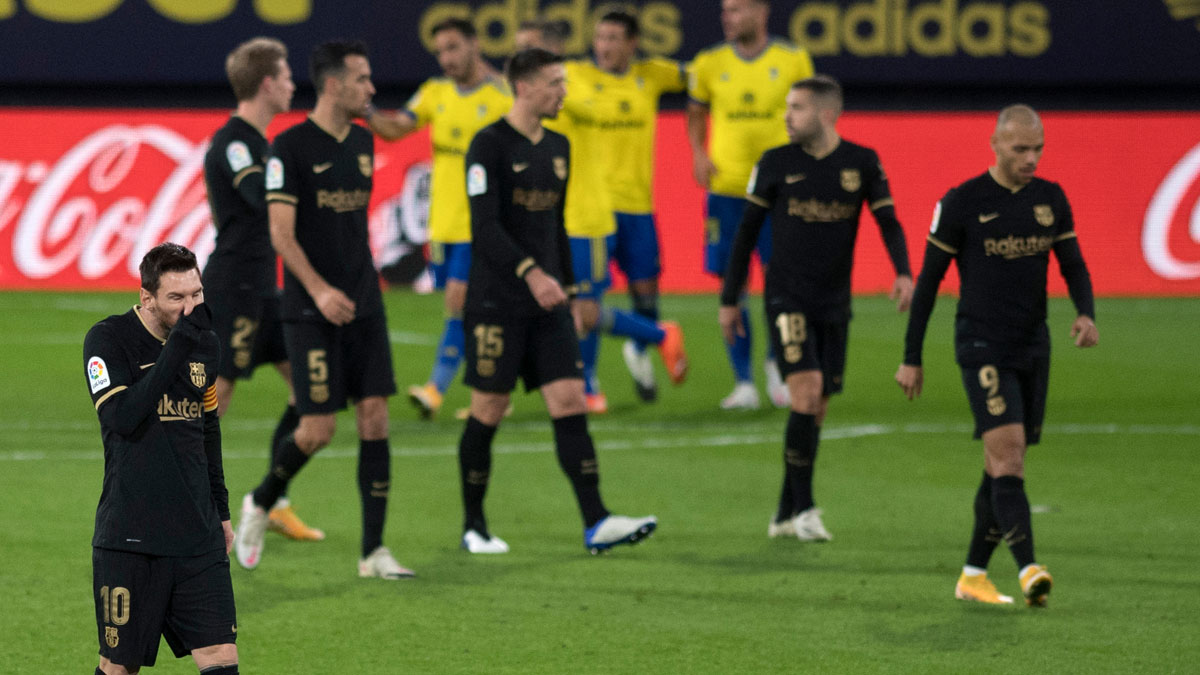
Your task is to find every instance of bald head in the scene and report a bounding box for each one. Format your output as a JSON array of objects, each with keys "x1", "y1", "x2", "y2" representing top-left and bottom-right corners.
[{"x1": 995, "y1": 104, "x2": 1042, "y2": 134}]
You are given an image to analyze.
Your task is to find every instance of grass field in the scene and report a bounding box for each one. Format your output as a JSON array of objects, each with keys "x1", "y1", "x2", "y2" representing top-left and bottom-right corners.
[{"x1": 2, "y1": 290, "x2": 1198, "y2": 673}]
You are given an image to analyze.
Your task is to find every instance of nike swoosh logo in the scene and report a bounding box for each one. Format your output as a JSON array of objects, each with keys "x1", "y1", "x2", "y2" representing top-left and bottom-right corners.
[
  {"x1": 978, "y1": 212, "x2": 1000, "y2": 222},
  {"x1": 313, "y1": 162, "x2": 333, "y2": 174},
  {"x1": 785, "y1": 173, "x2": 805, "y2": 184},
  {"x1": 512, "y1": 162, "x2": 529, "y2": 173}
]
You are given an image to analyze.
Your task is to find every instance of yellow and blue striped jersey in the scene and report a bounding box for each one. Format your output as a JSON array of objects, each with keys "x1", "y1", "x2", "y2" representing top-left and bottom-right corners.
[
  {"x1": 406, "y1": 76, "x2": 511, "y2": 243},
  {"x1": 688, "y1": 39, "x2": 814, "y2": 198}
]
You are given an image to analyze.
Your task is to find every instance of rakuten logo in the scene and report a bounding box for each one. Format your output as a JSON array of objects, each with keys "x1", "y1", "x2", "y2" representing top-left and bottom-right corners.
[
  {"x1": 4, "y1": 124, "x2": 213, "y2": 280},
  {"x1": 1143, "y1": 143, "x2": 1200, "y2": 280}
]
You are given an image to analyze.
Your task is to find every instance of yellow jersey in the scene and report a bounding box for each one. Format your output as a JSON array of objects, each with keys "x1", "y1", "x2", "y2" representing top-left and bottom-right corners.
[
  {"x1": 579, "y1": 58, "x2": 686, "y2": 215},
  {"x1": 406, "y1": 76, "x2": 511, "y2": 243},
  {"x1": 545, "y1": 60, "x2": 616, "y2": 238},
  {"x1": 688, "y1": 39, "x2": 814, "y2": 198}
]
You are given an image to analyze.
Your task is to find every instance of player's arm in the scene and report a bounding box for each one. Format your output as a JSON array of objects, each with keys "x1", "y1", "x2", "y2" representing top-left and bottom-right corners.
[
  {"x1": 222, "y1": 139, "x2": 266, "y2": 212},
  {"x1": 268, "y1": 201, "x2": 355, "y2": 325},
  {"x1": 366, "y1": 106, "x2": 419, "y2": 142},
  {"x1": 718, "y1": 158, "x2": 774, "y2": 343},
  {"x1": 866, "y1": 155, "x2": 914, "y2": 311},
  {"x1": 896, "y1": 199, "x2": 960, "y2": 399},
  {"x1": 86, "y1": 306, "x2": 213, "y2": 436},
  {"x1": 201, "y1": 378, "x2": 233, "y2": 551},
  {"x1": 1051, "y1": 197, "x2": 1098, "y2": 347},
  {"x1": 686, "y1": 101, "x2": 715, "y2": 187}
]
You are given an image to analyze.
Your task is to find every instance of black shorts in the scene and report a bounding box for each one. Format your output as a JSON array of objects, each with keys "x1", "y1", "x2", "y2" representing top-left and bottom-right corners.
[
  {"x1": 207, "y1": 290, "x2": 288, "y2": 380},
  {"x1": 463, "y1": 309, "x2": 583, "y2": 393},
  {"x1": 959, "y1": 358, "x2": 1049, "y2": 445},
  {"x1": 284, "y1": 313, "x2": 397, "y2": 414},
  {"x1": 765, "y1": 303, "x2": 848, "y2": 396},
  {"x1": 92, "y1": 546, "x2": 236, "y2": 668}
]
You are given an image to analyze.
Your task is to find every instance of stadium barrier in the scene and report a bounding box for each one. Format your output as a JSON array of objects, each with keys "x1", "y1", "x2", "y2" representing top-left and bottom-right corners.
[{"x1": 1, "y1": 108, "x2": 1198, "y2": 295}]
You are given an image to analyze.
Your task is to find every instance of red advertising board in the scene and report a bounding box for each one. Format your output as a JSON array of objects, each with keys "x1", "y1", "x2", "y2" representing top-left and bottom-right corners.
[{"x1": 1, "y1": 108, "x2": 1198, "y2": 295}]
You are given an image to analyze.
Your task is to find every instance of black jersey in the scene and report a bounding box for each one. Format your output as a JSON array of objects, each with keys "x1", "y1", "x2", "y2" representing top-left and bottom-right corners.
[
  {"x1": 265, "y1": 118, "x2": 382, "y2": 322},
  {"x1": 721, "y1": 139, "x2": 910, "y2": 321},
  {"x1": 904, "y1": 171, "x2": 1095, "y2": 366},
  {"x1": 202, "y1": 116, "x2": 275, "y2": 295},
  {"x1": 464, "y1": 118, "x2": 573, "y2": 317},
  {"x1": 83, "y1": 309, "x2": 226, "y2": 557}
]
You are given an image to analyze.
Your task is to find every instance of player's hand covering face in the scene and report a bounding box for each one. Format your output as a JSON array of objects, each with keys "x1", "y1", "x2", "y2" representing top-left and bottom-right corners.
[{"x1": 144, "y1": 269, "x2": 204, "y2": 335}]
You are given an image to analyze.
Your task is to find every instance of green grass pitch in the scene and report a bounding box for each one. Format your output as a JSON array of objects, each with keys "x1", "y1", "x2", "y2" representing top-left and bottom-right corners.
[{"x1": 1, "y1": 290, "x2": 1197, "y2": 673}]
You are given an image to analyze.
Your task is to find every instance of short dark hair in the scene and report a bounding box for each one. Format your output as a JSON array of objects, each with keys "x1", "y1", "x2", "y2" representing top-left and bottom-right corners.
[
  {"x1": 431, "y1": 17, "x2": 476, "y2": 40},
  {"x1": 599, "y1": 11, "x2": 639, "y2": 39},
  {"x1": 309, "y1": 40, "x2": 369, "y2": 95},
  {"x1": 792, "y1": 74, "x2": 844, "y2": 111},
  {"x1": 225, "y1": 37, "x2": 287, "y2": 102},
  {"x1": 139, "y1": 243, "x2": 198, "y2": 294},
  {"x1": 506, "y1": 48, "x2": 564, "y2": 89}
]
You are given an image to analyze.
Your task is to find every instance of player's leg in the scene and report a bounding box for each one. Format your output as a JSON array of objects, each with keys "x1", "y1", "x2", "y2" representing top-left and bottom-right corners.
[
  {"x1": 93, "y1": 549, "x2": 171, "y2": 674},
  {"x1": 597, "y1": 305, "x2": 688, "y2": 388},
  {"x1": 234, "y1": 321, "x2": 343, "y2": 569},
  {"x1": 614, "y1": 213, "x2": 664, "y2": 401},
  {"x1": 533, "y1": 311, "x2": 656, "y2": 552},
  {"x1": 457, "y1": 312, "x2": 524, "y2": 553},
  {"x1": 705, "y1": 194, "x2": 758, "y2": 409},
  {"x1": 259, "y1": 303, "x2": 322, "y2": 542},
  {"x1": 159, "y1": 549, "x2": 238, "y2": 672},
  {"x1": 570, "y1": 235, "x2": 609, "y2": 412},
  {"x1": 958, "y1": 363, "x2": 1036, "y2": 604},
  {"x1": 338, "y1": 313, "x2": 409, "y2": 579},
  {"x1": 408, "y1": 242, "x2": 470, "y2": 419},
  {"x1": 954, "y1": 468, "x2": 1010, "y2": 603}
]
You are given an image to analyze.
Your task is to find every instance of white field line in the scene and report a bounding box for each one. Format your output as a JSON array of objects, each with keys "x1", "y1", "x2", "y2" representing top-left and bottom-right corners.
[{"x1": 2, "y1": 422, "x2": 1197, "y2": 462}]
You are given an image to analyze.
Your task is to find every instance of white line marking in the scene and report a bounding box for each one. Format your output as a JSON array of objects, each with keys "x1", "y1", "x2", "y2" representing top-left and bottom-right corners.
[{"x1": 2, "y1": 423, "x2": 1196, "y2": 462}]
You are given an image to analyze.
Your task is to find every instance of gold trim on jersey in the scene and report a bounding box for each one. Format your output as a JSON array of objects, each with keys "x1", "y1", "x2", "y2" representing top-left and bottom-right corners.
[
  {"x1": 927, "y1": 235, "x2": 958, "y2": 255},
  {"x1": 1054, "y1": 231, "x2": 1077, "y2": 242},
  {"x1": 266, "y1": 192, "x2": 299, "y2": 204},
  {"x1": 869, "y1": 197, "x2": 895, "y2": 211},
  {"x1": 94, "y1": 386, "x2": 127, "y2": 410},
  {"x1": 134, "y1": 306, "x2": 166, "y2": 343},
  {"x1": 232, "y1": 166, "x2": 263, "y2": 188},
  {"x1": 140, "y1": 363, "x2": 155, "y2": 370},
  {"x1": 515, "y1": 257, "x2": 536, "y2": 278},
  {"x1": 746, "y1": 194, "x2": 770, "y2": 208}
]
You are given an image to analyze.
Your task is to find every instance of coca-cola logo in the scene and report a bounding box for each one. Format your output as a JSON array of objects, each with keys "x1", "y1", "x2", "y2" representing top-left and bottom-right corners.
[
  {"x1": 3, "y1": 124, "x2": 214, "y2": 281},
  {"x1": 1143, "y1": 142, "x2": 1200, "y2": 280}
]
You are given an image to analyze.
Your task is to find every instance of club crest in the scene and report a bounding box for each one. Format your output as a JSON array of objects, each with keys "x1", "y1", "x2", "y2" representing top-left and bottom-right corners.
[
  {"x1": 840, "y1": 169, "x2": 861, "y2": 192},
  {"x1": 553, "y1": 157, "x2": 568, "y2": 181},
  {"x1": 358, "y1": 154, "x2": 373, "y2": 177},
  {"x1": 189, "y1": 362, "x2": 206, "y2": 388},
  {"x1": 1033, "y1": 204, "x2": 1054, "y2": 227},
  {"x1": 105, "y1": 627, "x2": 119, "y2": 648}
]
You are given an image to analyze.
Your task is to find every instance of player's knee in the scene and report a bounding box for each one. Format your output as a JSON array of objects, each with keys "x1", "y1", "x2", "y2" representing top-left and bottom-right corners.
[
  {"x1": 787, "y1": 371, "x2": 823, "y2": 414},
  {"x1": 355, "y1": 397, "x2": 389, "y2": 439},
  {"x1": 191, "y1": 641, "x2": 237, "y2": 672},
  {"x1": 470, "y1": 392, "x2": 510, "y2": 426},
  {"x1": 542, "y1": 379, "x2": 587, "y2": 417},
  {"x1": 576, "y1": 300, "x2": 600, "y2": 332},
  {"x1": 99, "y1": 657, "x2": 139, "y2": 675},
  {"x1": 296, "y1": 415, "x2": 336, "y2": 452}
]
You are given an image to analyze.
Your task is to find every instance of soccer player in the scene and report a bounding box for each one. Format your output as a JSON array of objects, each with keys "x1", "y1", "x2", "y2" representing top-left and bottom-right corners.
[
  {"x1": 84, "y1": 243, "x2": 238, "y2": 674},
  {"x1": 368, "y1": 19, "x2": 511, "y2": 419},
  {"x1": 689, "y1": 0, "x2": 815, "y2": 410},
  {"x1": 546, "y1": 30, "x2": 688, "y2": 413},
  {"x1": 895, "y1": 104, "x2": 1099, "y2": 607},
  {"x1": 203, "y1": 37, "x2": 325, "y2": 543},
  {"x1": 720, "y1": 75, "x2": 913, "y2": 542},
  {"x1": 455, "y1": 48, "x2": 657, "y2": 554},
  {"x1": 514, "y1": 19, "x2": 569, "y2": 54},
  {"x1": 233, "y1": 41, "x2": 414, "y2": 580},
  {"x1": 590, "y1": 11, "x2": 690, "y2": 403}
]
